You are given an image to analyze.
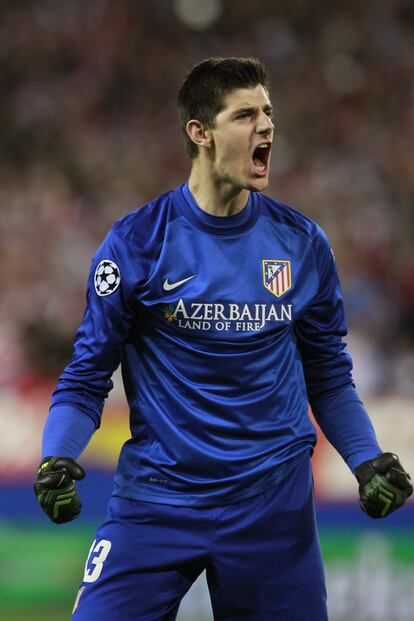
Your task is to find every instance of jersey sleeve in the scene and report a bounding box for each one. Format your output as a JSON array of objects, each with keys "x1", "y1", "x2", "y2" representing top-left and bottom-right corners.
[
  {"x1": 49, "y1": 224, "x2": 139, "y2": 430},
  {"x1": 295, "y1": 226, "x2": 352, "y2": 398},
  {"x1": 295, "y1": 227, "x2": 381, "y2": 471}
]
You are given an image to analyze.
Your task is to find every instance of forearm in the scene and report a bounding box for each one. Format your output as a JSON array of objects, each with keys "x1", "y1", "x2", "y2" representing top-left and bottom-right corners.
[
  {"x1": 310, "y1": 383, "x2": 382, "y2": 473},
  {"x1": 42, "y1": 404, "x2": 96, "y2": 458}
]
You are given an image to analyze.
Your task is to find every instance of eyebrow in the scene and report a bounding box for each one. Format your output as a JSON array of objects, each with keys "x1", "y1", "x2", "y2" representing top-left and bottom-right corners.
[{"x1": 231, "y1": 104, "x2": 273, "y2": 117}]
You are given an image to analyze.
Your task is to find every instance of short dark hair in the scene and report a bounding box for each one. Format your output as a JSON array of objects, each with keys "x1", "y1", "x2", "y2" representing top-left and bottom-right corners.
[{"x1": 177, "y1": 57, "x2": 270, "y2": 159}]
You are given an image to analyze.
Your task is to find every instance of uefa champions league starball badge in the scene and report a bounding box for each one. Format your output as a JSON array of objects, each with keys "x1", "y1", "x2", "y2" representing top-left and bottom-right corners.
[{"x1": 94, "y1": 260, "x2": 121, "y2": 296}]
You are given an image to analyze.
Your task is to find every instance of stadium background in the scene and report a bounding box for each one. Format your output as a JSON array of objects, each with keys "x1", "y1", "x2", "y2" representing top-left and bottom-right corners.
[{"x1": 0, "y1": 1, "x2": 413, "y2": 619}]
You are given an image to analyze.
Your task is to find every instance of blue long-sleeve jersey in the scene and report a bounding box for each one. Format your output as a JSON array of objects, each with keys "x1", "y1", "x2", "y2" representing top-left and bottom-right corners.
[{"x1": 45, "y1": 183, "x2": 381, "y2": 505}]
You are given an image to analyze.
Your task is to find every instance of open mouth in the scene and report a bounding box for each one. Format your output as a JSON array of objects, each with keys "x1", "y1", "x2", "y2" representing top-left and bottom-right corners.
[{"x1": 252, "y1": 143, "x2": 271, "y2": 175}]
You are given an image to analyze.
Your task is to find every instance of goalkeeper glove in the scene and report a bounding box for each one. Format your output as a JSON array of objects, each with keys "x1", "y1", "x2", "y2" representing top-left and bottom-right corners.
[
  {"x1": 355, "y1": 452, "x2": 413, "y2": 519},
  {"x1": 34, "y1": 457, "x2": 85, "y2": 524}
]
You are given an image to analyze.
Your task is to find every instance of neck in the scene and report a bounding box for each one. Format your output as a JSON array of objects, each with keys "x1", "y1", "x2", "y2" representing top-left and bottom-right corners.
[{"x1": 188, "y1": 160, "x2": 250, "y2": 217}]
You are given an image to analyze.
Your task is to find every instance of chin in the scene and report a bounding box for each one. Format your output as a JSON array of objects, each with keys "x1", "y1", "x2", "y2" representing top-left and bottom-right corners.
[{"x1": 247, "y1": 176, "x2": 269, "y2": 192}]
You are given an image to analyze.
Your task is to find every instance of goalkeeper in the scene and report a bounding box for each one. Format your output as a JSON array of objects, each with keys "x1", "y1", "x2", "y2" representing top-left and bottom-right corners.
[{"x1": 35, "y1": 57, "x2": 412, "y2": 621}]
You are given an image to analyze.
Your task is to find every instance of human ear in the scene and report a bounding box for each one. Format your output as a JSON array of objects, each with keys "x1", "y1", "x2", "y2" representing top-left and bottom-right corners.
[{"x1": 186, "y1": 120, "x2": 213, "y2": 151}]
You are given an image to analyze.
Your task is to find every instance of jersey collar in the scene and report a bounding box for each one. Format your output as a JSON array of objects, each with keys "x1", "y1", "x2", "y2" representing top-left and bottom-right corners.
[{"x1": 174, "y1": 182, "x2": 259, "y2": 236}]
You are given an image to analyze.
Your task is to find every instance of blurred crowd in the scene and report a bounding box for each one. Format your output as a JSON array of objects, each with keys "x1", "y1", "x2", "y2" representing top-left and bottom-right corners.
[{"x1": 1, "y1": 0, "x2": 413, "y2": 396}]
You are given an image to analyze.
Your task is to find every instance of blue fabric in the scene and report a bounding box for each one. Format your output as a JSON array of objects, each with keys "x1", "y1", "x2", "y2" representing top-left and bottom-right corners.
[
  {"x1": 46, "y1": 182, "x2": 381, "y2": 505},
  {"x1": 42, "y1": 405, "x2": 96, "y2": 459},
  {"x1": 71, "y1": 453, "x2": 327, "y2": 621},
  {"x1": 311, "y1": 383, "x2": 381, "y2": 472}
]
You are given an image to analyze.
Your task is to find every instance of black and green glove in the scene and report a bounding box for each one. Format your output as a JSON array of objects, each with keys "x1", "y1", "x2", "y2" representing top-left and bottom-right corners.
[
  {"x1": 355, "y1": 452, "x2": 413, "y2": 519},
  {"x1": 34, "y1": 457, "x2": 86, "y2": 524}
]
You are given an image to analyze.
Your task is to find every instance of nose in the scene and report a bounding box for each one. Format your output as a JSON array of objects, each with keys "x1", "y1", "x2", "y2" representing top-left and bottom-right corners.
[{"x1": 256, "y1": 111, "x2": 274, "y2": 135}]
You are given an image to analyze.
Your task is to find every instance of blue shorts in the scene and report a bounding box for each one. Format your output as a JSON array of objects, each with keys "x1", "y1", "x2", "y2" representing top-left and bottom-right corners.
[{"x1": 71, "y1": 453, "x2": 327, "y2": 620}]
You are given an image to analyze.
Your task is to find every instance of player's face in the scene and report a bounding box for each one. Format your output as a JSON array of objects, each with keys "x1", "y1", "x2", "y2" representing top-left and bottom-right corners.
[{"x1": 209, "y1": 85, "x2": 274, "y2": 192}]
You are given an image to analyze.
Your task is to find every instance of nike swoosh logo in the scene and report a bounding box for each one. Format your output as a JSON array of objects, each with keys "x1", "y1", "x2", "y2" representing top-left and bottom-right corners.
[{"x1": 163, "y1": 275, "x2": 196, "y2": 291}]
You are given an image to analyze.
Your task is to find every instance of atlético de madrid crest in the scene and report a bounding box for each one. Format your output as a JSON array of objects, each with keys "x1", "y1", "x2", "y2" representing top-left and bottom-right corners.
[{"x1": 262, "y1": 260, "x2": 292, "y2": 298}]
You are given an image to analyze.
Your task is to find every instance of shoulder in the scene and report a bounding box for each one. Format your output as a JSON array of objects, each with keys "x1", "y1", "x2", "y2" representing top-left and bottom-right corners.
[
  {"x1": 91, "y1": 189, "x2": 180, "y2": 284},
  {"x1": 110, "y1": 188, "x2": 178, "y2": 246},
  {"x1": 257, "y1": 193, "x2": 326, "y2": 243}
]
